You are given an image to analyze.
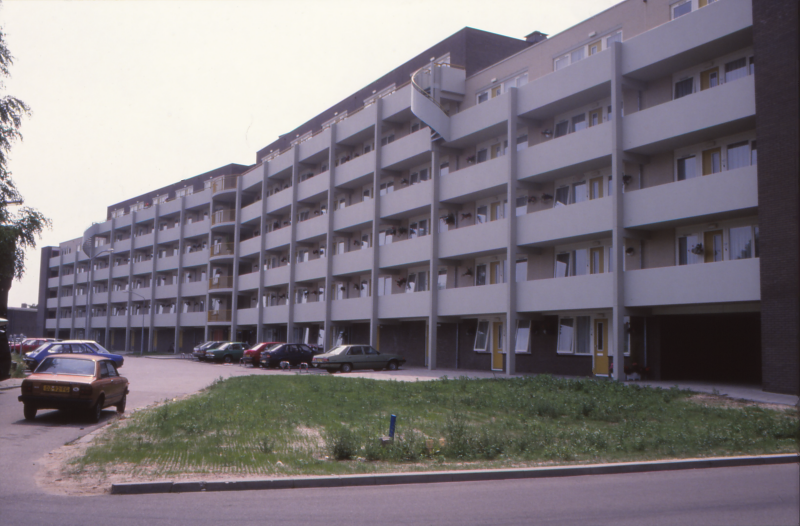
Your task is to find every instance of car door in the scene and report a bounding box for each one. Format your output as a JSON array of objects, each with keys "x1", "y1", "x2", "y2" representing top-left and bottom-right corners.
[
  {"x1": 296, "y1": 344, "x2": 314, "y2": 365},
  {"x1": 364, "y1": 346, "x2": 381, "y2": 369},
  {"x1": 347, "y1": 346, "x2": 366, "y2": 370},
  {"x1": 101, "y1": 360, "x2": 125, "y2": 404},
  {"x1": 96, "y1": 361, "x2": 117, "y2": 406}
]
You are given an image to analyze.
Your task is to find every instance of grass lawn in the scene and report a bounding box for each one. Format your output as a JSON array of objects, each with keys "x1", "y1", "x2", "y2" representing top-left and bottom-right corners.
[{"x1": 74, "y1": 375, "x2": 799, "y2": 479}]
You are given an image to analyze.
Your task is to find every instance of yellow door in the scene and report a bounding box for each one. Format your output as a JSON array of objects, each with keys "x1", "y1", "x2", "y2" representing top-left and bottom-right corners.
[
  {"x1": 700, "y1": 67, "x2": 719, "y2": 90},
  {"x1": 491, "y1": 86, "x2": 502, "y2": 98},
  {"x1": 489, "y1": 262, "x2": 502, "y2": 284},
  {"x1": 702, "y1": 148, "x2": 721, "y2": 175},
  {"x1": 593, "y1": 319, "x2": 609, "y2": 376},
  {"x1": 490, "y1": 202, "x2": 502, "y2": 221},
  {"x1": 590, "y1": 247, "x2": 605, "y2": 274},
  {"x1": 590, "y1": 177, "x2": 604, "y2": 199},
  {"x1": 704, "y1": 230, "x2": 723, "y2": 263},
  {"x1": 588, "y1": 40, "x2": 601, "y2": 56},
  {"x1": 589, "y1": 109, "x2": 602, "y2": 127},
  {"x1": 491, "y1": 143, "x2": 502, "y2": 159},
  {"x1": 491, "y1": 322, "x2": 503, "y2": 371}
]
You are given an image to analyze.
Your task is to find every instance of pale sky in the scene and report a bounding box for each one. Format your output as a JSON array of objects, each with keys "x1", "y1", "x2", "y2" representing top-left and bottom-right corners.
[{"x1": 2, "y1": 0, "x2": 620, "y2": 309}]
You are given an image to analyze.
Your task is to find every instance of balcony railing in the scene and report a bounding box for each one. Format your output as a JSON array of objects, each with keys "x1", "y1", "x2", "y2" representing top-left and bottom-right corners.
[
  {"x1": 209, "y1": 276, "x2": 234, "y2": 290},
  {"x1": 211, "y1": 209, "x2": 236, "y2": 226},
  {"x1": 211, "y1": 175, "x2": 237, "y2": 194},
  {"x1": 207, "y1": 309, "x2": 232, "y2": 322},
  {"x1": 210, "y1": 242, "x2": 235, "y2": 258}
]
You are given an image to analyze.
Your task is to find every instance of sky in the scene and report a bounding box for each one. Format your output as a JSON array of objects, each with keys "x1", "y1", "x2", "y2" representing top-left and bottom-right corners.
[{"x1": 2, "y1": 0, "x2": 621, "y2": 309}]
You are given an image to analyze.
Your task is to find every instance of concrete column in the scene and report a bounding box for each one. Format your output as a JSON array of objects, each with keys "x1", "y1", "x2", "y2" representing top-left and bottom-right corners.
[
  {"x1": 286, "y1": 147, "x2": 300, "y2": 342},
  {"x1": 173, "y1": 197, "x2": 187, "y2": 353},
  {"x1": 104, "y1": 218, "x2": 117, "y2": 349},
  {"x1": 68, "y1": 250, "x2": 78, "y2": 338},
  {"x1": 147, "y1": 204, "x2": 160, "y2": 352},
  {"x1": 505, "y1": 87, "x2": 519, "y2": 376},
  {"x1": 323, "y1": 123, "x2": 337, "y2": 351},
  {"x1": 55, "y1": 249, "x2": 64, "y2": 337},
  {"x1": 610, "y1": 41, "x2": 627, "y2": 382},
  {"x1": 369, "y1": 99, "x2": 383, "y2": 349},
  {"x1": 230, "y1": 176, "x2": 243, "y2": 340},
  {"x1": 203, "y1": 195, "x2": 213, "y2": 343},
  {"x1": 125, "y1": 215, "x2": 135, "y2": 351},
  {"x1": 428, "y1": 144, "x2": 441, "y2": 370},
  {"x1": 256, "y1": 163, "x2": 268, "y2": 343}
]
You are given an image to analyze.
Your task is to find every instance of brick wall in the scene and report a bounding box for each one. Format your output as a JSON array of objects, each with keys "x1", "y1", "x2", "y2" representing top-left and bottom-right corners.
[
  {"x1": 379, "y1": 321, "x2": 426, "y2": 366},
  {"x1": 753, "y1": 0, "x2": 800, "y2": 394}
]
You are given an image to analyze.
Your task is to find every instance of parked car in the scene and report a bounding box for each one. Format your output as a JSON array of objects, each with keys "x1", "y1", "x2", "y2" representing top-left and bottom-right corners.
[
  {"x1": 19, "y1": 354, "x2": 129, "y2": 422},
  {"x1": 204, "y1": 342, "x2": 248, "y2": 363},
  {"x1": 192, "y1": 341, "x2": 224, "y2": 361},
  {"x1": 242, "y1": 342, "x2": 282, "y2": 367},
  {"x1": 260, "y1": 343, "x2": 322, "y2": 368},
  {"x1": 23, "y1": 341, "x2": 125, "y2": 371},
  {"x1": 19, "y1": 338, "x2": 59, "y2": 355},
  {"x1": 312, "y1": 345, "x2": 405, "y2": 373}
]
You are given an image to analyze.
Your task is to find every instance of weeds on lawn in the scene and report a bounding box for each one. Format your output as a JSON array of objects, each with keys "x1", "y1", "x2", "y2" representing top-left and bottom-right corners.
[{"x1": 75, "y1": 375, "x2": 799, "y2": 478}]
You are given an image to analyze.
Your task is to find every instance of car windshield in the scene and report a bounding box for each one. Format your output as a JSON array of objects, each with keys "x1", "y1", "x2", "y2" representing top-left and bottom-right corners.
[
  {"x1": 327, "y1": 346, "x2": 350, "y2": 356},
  {"x1": 32, "y1": 343, "x2": 52, "y2": 354},
  {"x1": 207, "y1": 342, "x2": 224, "y2": 350},
  {"x1": 36, "y1": 357, "x2": 96, "y2": 376}
]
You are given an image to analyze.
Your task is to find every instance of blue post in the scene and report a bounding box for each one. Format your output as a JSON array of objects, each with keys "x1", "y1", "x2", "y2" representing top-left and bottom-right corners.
[{"x1": 389, "y1": 414, "x2": 396, "y2": 439}]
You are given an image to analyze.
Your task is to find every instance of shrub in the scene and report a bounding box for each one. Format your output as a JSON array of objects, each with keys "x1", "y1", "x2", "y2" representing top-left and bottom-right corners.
[{"x1": 325, "y1": 427, "x2": 360, "y2": 460}]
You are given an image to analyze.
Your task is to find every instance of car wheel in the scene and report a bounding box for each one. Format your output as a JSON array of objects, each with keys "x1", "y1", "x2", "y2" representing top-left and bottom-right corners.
[
  {"x1": 116, "y1": 394, "x2": 127, "y2": 414},
  {"x1": 340, "y1": 363, "x2": 353, "y2": 373},
  {"x1": 89, "y1": 395, "x2": 104, "y2": 423},
  {"x1": 223, "y1": 355, "x2": 233, "y2": 364},
  {"x1": 23, "y1": 404, "x2": 37, "y2": 421},
  {"x1": 387, "y1": 360, "x2": 398, "y2": 371}
]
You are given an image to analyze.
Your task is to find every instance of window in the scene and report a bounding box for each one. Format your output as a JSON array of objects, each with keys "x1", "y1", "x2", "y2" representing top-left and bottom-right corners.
[
  {"x1": 554, "y1": 56, "x2": 569, "y2": 71},
  {"x1": 570, "y1": 48, "x2": 584, "y2": 64},
  {"x1": 411, "y1": 123, "x2": 420, "y2": 133},
  {"x1": 554, "y1": 121, "x2": 569, "y2": 138},
  {"x1": 380, "y1": 135, "x2": 395, "y2": 146},
  {"x1": 516, "y1": 259, "x2": 527, "y2": 282},
  {"x1": 476, "y1": 205, "x2": 488, "y2": 224},
  {"x1": 749, "y1": 56, "x2": 755, "y2": 75},
  {"x1": 700, "y1": 67, "x2": 719, "y2": 90},
  {"x1": 575, "y1": 316, "x2": 590, "y2": 354},
  {"x1": 702, "y1": 148, "x2": 721, "y2": 175},
  {"x1": 440, "y1": 162, "x2": 449, "y2": 177},
  {"x1": 360, "y1": 280, "x2": 370, "y2": 298},
  {"x1": 475, "y1": 264, "x2": 487, "y2": 286},
  {"x1": 516, "y1": 196, "x2": 527, "y2": 217},
  {"x1": 362, "y1": 189, "x2": 371, "y2": 202},
  {"x1": 677, "y1": 156, "x2": 697, "y2": 180},
  {"x1": 727, "y1": 142, "x2": 750, "y2": 171},
  {"x1": 751, "y1": 141, "x2": 757, "y2": 165},
  {"x1": 476, "y1": 149, "x2": 488, "y2": 163},
  {"x1": 606, "y1": 32, "x2": 622, "y2": 46},
  {"x1": 554, "y1": 186, "x2": 570, "y2": 208},
  {"x1": 725, "y1": 57, "x2": 747, "y2": 83},
  {"x1": 474, "y1": 321, "x2": 490, "y2": 352},
  {"x1": 557, "y1": 316, "x2": 590, "y2": 354},
  {"x1": 555, "y1": 253, "x2": 571, "y2": 278},
  {"x1": 477, "y1": 91, "x2": 489, "y2": 104},
  {"x1": 573, "y1": 248, "x2": 589, "y2": 276},
  {"x1": 674, "y1": 78, "x2": 693, "y2": 99},
  {"x1": 379, "y1": 181, "x2": 394, "y2": 196},
  {"x1": 556, "y1": 318, "x2": 574, "y2": 353},
  {"x1": 516, "y1": 135, "x2": 528, "y2": 151},
  {"x1": 572, "y1": 113, "x2": 587, "y2": 133},
  {"x1": 572, "y1": 182, "x2": 587, "y2": 204},
  {"x1": 438, "y1": 269, "x2": 447, "y2": 290},
  {"x1": 729, "y1": 226, "x2": 755, "y2": 260},
  {"x1": 515, "y1": 320, "x2": 531, "y2": 353},
  {"x1": 678, "y1": 235, "x2": 702, "y2": 265},
  {"x1": 377, "y1": 276, "x2": 391, "y2": 296},
  {"x1": 361, "y1": 234, "x2": 370, "y2": 250},
  {"x1": 672, "y1": 0, "x2": 692, "y2": 19}
]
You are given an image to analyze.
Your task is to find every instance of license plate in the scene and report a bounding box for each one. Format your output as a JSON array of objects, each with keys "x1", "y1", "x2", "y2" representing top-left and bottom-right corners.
[{"x1": 43, "y1": 384, "x2": 70, "y2": 393}]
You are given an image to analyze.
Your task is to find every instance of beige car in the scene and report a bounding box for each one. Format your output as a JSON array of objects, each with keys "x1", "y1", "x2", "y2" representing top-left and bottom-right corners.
[{"x1": 19, "y1": 354, "x2": 129, "y2": 422}]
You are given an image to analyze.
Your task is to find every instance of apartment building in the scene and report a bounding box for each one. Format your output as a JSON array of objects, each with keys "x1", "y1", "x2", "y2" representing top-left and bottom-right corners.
[{"x1": 37, "y1": 0, "x2": 799, "y2": 394}]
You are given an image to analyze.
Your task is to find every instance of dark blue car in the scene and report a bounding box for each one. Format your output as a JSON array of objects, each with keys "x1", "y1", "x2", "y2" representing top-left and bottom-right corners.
[{"x1": 23, "y1": 340, "x2": 125, "y2": 371}]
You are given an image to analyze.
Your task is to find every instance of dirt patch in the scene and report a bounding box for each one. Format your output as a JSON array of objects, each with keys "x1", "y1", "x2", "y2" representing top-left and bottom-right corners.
[{"x1": 686, "y1": 393, "x2": 796, "y2": 413}]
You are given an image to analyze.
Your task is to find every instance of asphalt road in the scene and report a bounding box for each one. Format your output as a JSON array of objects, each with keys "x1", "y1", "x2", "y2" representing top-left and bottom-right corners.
[{"x1": 1, "y1": 357, "x2": 798, "y2": 526}]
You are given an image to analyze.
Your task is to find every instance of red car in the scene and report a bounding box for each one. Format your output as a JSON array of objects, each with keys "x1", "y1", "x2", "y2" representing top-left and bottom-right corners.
[
  {"x1": 19, "y1": 338, "x2": 58, "y2": 354},
  {"x1": 242, "y1": 342, "x2": 283, "y2": 367}
]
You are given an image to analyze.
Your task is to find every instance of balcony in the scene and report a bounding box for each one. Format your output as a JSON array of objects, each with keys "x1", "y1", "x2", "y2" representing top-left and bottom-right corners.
[
  {"x1": 113, "y1": 238, "x2": 131, "y2": 253},
  {"x1": 265, "y1": 226, "x2": 291, "y2": 250},
  {"x1": 336, "y1": 103, "x2": 376, "y2": 143},
  {"x1": 134, "y1": 232, "x2": 155, "y2": 249},
  {"x1": 237, "y1": 307, "x2": 259, "y2": 326},
  {"x1": 110, "y1": 290, "x2": 129, "y2": 304},
  {"x1": 91, "y1": 317, "x2": 108, "y2": 329},
  {"x1": 441, "y1": 156, "x2": 507, "y2": 204},
  {"x1": 240, "y1": 163, "x2": 265, "y2": 191},
  {"x1": 49, "y1": 255, "x2": 61, "y2": 268},
  {"x1": 92, "y1": 268, "x2": 110, "y2": 281},
  {"x1": 109, "y1": 315, "x2": 127, "y2": 328},
  {"x1": 238, "y1": 272, "x2": 259, "y2": 292},
  {"x1": 209, "y1": 276, "x2": 234, "y2": 290},
  {"x1": 625, "y1": 166, "x2": 758, "y2": 229},
  {"x1": 48, "y1": 276, "x2": 60, "y2": 288},
  {"x1": 181, "y1": 280, "x2": 207, "y2": 297},
  {"x1": 624, "y1": 76, "x2": 755, "y2": 155},
  {"x1": 296, "y1": 215, "x2": 326, "y2": 241},
  {"x1": 208, "y1": 310, "x2": 232, "y2": 323},
  {"x1": 158, "y1": 199, "x2": 181, "y2": 216},
  {"x1": 111, "y1": 265, "x2": 129, "y2": 279},
  {"x1": 263, "y1": 304, "x2": 289, "y2": 324},
  {"x1": 381, "y1": 84, "x2": 412, "y2": 120},
  {"x1": 265, "y1": 265, "x2": 290, "y2": 287},
  {"x1": 180, "y1": 311, "x2": 206, "y2": 326},
  {"x1": 295, "y1": 301, "x2": 325, "y2": 323},
  {"x1": 185, "y1": 190, "x2": 211, "y2": 209},
  {"x1": 381, "y1": 130, "x2": 431, "y2": 171},
  {"x1": 60, "y1": 274, "x2": 75, "y2": 286},
  {"x1": 331, "y1": 297, "x2": 371, "y2": 321},
  {"x1": 440, "y1": 220, "x2": 507, "y2": 260},
  {"x1": 332, "y1": 248, "x2": 373, "y2": 276},
  {"x1": 155, "y1": 255, "x2": 179, "y2": 272},
  {"x1": 211, "y1": 209, "x2": 236, "y2": 226},
  {"x1": 297, "y1": 171, "x2": 329, "y2": 202},
  {"x1": 239, "y1": 236, "x2": 261, "y2": 258},
  {"x1": 47, "y1": 297, "x2": 59, "y2": 309},
  {"x1": 518, "y1": 123, "x2": 611, "y2": 182},
  {"x1": 154, "y1": 284, "x2": 178, "y2": 299},
  {"x1": 295, "y1": 257, "x2": 326, "y2": 282},
  {"x1": 183, "y1": 249, "x2": 208, "y2": 268},
  {"x1": 378, "y1": 291, "x2": 429, "y2": 319},
  {"x1": 210, "y1": 242, "x2": 235, "y2": 259},
  {"x1": 133, "y1": 261, "x2": 152, "y2": 275},
  {"x1": 240, "y1": 200, "x2": 262, "y2": 224},
  {"x1": 517, "y1": 274, "x2": 613, "y2": 313},
  {"x1": 334, "y1": 151, "x2": 374, "y2": 188},
  {"x1": 333, "y1": 201, "x2": 373, "y2": 232},
  {"x1": 45, "y1": 319, "x2": 57, "y2": 330},
  {"x1": 266, "y1": 148, "x2": 293, "y2": 177},
  {"x1": 211, "y1": 175, "x2": 237, "y2": 195},
  {"x1": 158, "y1": 227, "x2": 181, "y2": 243},
  {"x1": 184, "y1": 220, "x2": 209, "y2": 238},
  {"x1": 517, "y1": 198, "x2": 612, "y2": 247},
  {"x1": 379, "y1": 236, "x2": 431, "y2": 269},
  {"x1": 450, "y1": 94, "x2": 506, "y2": 146},
  {"x1": 439, "y1": 285, "x2": 506, "y2": 317},
  {"x1": 381, "y1": 180, "x2": 431, "y2": 219},
  {"x1": 298, "y1": 127, "x2": 330, "y2": 162},
  {"x1": 625, "y1": 258, "x2": 760, "y2": 308},
  {"x1": 92, "y1": 292, "x2": 108, "y2": 305}
]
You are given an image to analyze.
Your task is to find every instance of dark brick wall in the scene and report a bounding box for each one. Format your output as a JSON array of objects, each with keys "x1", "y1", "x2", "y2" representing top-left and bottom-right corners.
[
  {"x1": 516, "y1": 316, "x2": 593, "y2": 376},
  {"x1": 657, "y1": 313, "x2": 762, "y2": 384},
  {"x1": 350, "y1": 323, "x2": 371, "y2": 347},
  {"x1": 753, "y1": 0, "x2": 800, "y2": 394},
  {"x1": 436, "y1": 323, "x2": 458, "y2": 369},
  {"x1": 380, "y1": 321, "x2": 426, "y2": 366}
]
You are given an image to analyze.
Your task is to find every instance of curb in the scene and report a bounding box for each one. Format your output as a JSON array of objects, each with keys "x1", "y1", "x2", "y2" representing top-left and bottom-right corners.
[{"x1": 110, "y1": 453, "x2": 799, "y2": 495}]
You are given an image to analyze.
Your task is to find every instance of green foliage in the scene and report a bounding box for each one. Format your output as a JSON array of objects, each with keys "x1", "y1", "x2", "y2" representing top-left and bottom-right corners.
[{"x1": 75, "y1": 375, "x2": 799, "y2": 478}]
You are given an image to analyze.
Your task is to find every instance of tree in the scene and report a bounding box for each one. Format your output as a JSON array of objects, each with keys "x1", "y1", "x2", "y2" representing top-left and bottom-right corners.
[{"x1": 0, "y1": 25, "x2": 50, "y2": 380}]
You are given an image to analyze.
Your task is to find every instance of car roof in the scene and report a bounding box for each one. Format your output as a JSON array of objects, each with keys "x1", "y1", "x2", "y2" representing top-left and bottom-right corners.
[{"x1": 40, "y1": 354, "x2": 108, "y2": 362}]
